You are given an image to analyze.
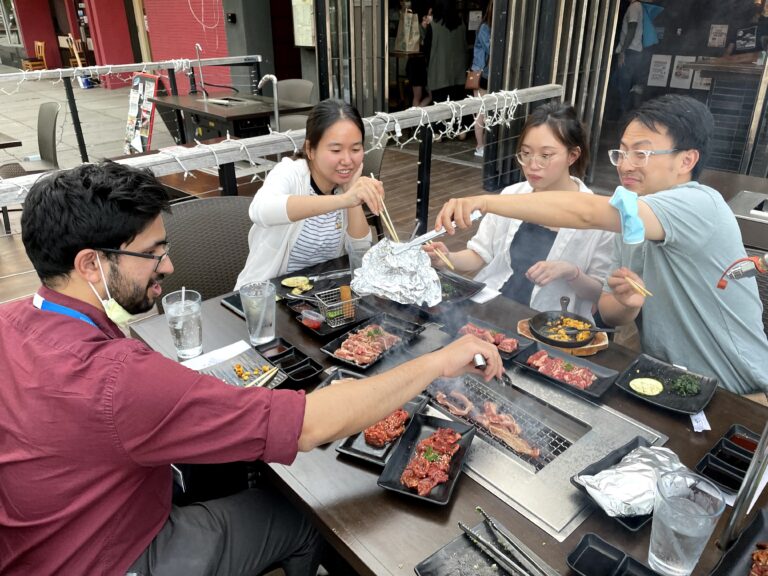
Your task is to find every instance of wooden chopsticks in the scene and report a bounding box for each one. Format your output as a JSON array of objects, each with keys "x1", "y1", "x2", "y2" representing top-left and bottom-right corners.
[
  {"x1": 370, "y1": 172, "x2": 400, "y2": 243},
  {"x1": 245, "y1": 366, "x2": 279, "y2": 388},
  {"x1": 625, "y1": 276, "x2": 653, "y2": 298},
  {"x1": 427, "y1": 240, "x2": 455, "y2": 271}
]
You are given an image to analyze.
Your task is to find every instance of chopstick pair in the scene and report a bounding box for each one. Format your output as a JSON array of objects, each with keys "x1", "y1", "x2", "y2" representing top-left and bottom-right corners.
[
  {"x1": 370, "y1": 172, "x2": 400, "y2": 243},
  {"x1": 625, "y1": 276, "x2": 653, "y2": 298},
  {"x1": 426, "y1": 240, "x2": 455, "y2": 271},
  {"x1": 245, "y1": 366, "x2": 279, "y2": 388}
]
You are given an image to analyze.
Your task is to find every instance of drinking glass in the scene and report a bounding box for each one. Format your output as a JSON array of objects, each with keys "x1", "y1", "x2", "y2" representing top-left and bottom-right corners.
[
  {"x1": 348, "y1": 246, "x2": 368, "y2": 278},
  {"x1": 162, "y1": 289, "x2": 203, "y2": 359},
  {"x1": 240, "y1": 281, "x2": 276, "y2": 345},
  {"x1": 648, "y1": 470, "x2": 725, "y2": 576}
]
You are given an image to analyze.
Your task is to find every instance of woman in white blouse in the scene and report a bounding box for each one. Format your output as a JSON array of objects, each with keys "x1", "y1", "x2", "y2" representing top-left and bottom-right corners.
[
  {"x1": 236, "y1": 100, "x2": 383, "y2": 288},
  {"x1": 425, "y1": 103, "x2": 614, "y2": 321}
]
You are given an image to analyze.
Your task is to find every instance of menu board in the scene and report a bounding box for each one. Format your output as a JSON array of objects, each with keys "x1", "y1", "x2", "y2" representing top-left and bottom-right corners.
[{"x1": 292, "y1": 0, "x2": 315, "y2": 47}]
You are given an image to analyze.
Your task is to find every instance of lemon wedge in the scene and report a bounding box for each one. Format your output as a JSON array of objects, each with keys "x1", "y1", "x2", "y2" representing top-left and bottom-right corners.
[
  {"x1": 629, "y1": 377, "x2": 664, "y2": 396},
  {"x1": 282, "y1": 276, "x2": 310, "y2": 288}
]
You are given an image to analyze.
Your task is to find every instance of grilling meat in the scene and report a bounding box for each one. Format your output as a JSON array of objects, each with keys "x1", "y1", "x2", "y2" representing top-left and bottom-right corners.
[
  {"x1": 400, "y1": 428, "x2": 461, "y2": 496},
  {"x1": 751, "y1": 543, "x2": 768, "y2": 576},
  {"x1": 526, "y1": 349, "x2": 596, "y2": 390},
  {"x1": 364, "y1": 408, "x2": 409, "y2": 448},
  {"x1": 333, "y1": 324, "x2": 401, "y2": 366},
  {"x1": 458, "y1": 322, "x2": 519, "y2": 354},
  {"x1": 475, "y1": 401, "x2": 521, "y2": 436},
  {"x1": 435, "y1": 391, "x2": 474, "y2": 417},
  {"x1": 488, "y1": 423, "x2": 541, "y2": 458}
]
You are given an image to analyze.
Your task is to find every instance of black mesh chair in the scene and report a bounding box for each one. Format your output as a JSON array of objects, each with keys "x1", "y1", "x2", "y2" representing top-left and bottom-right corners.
[{"x1": 159, "y1": 196, "x2": 253, "y2": 311}]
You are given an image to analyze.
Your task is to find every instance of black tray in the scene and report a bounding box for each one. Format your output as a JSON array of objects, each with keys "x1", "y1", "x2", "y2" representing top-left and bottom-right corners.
[
  {"x1": 695, "y1": 429, "x2": 756, "y2": 496},
  {"x1": 614, "y1": 354, "x2": 718, "y2": 415},
  {"x1": 437, "y1": 269, "x2": 486, "y2": 304},
  {"x1": 288, "y1": 299, "x2": 377, "y2": 338},
  {"x1": 567, "y1": 533, "x2": 656, "y2": 576},
  {"x1": 255, "y1": 340, "x2": 323, "y2": 388},
  {"x1": 570, "y1": 436, "x2": 653, "y2": 531},
  {"x1": 335, "y1": 395, "x2": 429, "y2": 466},
  {"x1": 315, "y1": 367, "x2": 367, "y2": 390},
  {"x1": 513, "y1": 342, "x2": 618, "y2": 400},
  {"x1": 377, "y1": 413, "x2": 475, "y2": 505},
  {"x1": 415, "y1": 517, "x2": 556, "y2": 576},
  {"x1": 711, "y1": 508, "x2": 768, "y2": 576},
  {"x1": 274, "y1": 263, "x2": 351, "y2": 299},
  {"x1": 320, "y1": 314, "x2": 425, "y2": 370},
  {"x1": 199, "y1": 347, "x2": 289, "y2": 390},
  {"x1": 443, "y1": 315, "x2": 535, "y2": 361}
]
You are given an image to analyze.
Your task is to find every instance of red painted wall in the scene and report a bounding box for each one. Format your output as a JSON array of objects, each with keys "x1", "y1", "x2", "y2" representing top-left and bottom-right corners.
[
  {"x1": 15, "y1": 0, "x2": 62, "y2": 69},
  {"x1": 143, "y1": 0, "x2": 232, "y2": 95},
  {"x1": 83, "y1": 0, "x2": 134, "y2": 88}
]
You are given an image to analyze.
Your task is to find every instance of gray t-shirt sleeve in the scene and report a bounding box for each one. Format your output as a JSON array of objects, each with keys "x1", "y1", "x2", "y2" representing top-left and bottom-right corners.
[{"x1": 640, "y1": 186, "x2": 720, "y2": 251}]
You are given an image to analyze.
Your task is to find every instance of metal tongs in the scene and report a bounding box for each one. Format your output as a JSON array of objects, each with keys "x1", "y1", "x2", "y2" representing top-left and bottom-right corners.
[
  {"x1": 459, "y1": 507, "x2": 557, "y2": 576},
  {"x1": 391, "y1": 210, "x2": 483, "y2": 254}
]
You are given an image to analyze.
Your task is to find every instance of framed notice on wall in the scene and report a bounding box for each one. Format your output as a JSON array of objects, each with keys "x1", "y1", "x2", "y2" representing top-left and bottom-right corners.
[
  {"x1": 692, "y1": 56, "x2": 716, "y2": 90},
  {"x1": 669, "y1": 56, "x2": 696, "y2": 90},
  {"x1": 708, "y1": 24, "x2": 728, "y2": 48},
  {"x1": 292, "y1": 0, "x2": 315, "y2": 47},
  {"x1": 647, "y1": 54, "x2": 672, "y2": 87},
  {"x1": 124, "y1": 73, "x2": 160, "y2": 154}
]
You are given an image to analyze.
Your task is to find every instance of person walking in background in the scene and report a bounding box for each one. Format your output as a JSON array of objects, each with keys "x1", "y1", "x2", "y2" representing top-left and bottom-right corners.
[
  {"x1": 614, "y1": 0, "x2": 643, "y2": 118},
  {"x1": 426, "y1": 0, "x2": 468, "y2": 104},
  {"x1": 407, "y1": 3, "x2": 433, "y2": 107},
  {"x1": 472, "y1": 0, "x2": 493, "y2": 157}
]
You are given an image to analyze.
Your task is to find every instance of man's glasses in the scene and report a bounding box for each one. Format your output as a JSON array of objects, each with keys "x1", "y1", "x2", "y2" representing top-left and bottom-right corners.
[
  {"x1": 608, "y1": 149, "x2": 679, "y2": 168},
  {"x1": 97, "y1": 244, "x2": 170, "y2": 272},
  {"x1": 515, "y1": 151, "x2": 558, "y2": 168}
]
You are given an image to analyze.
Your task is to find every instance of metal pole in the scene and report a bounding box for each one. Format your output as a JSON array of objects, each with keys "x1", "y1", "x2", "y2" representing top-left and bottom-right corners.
[
  {"x1": 315, "y1": 0, "x2": 331, "y2": 100},
  {"x1": 63, "y1": 77, "x2": 89, "y2": 163},
  {"x1": 165, "y1": 68, "x2": 187, "y2": 144},
  {"x1": 415, "y1": 125, "x2": 433, "y2": 236}
]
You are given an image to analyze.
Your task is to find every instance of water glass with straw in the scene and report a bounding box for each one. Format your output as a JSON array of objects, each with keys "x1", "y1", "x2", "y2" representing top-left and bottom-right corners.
[{"x1": 162, "y1": 286, "x2": 203, "y2": 359}]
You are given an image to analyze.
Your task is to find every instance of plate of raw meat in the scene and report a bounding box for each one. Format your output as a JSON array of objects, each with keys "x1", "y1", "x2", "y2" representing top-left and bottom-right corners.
[
  {"x1": 447, "y1": 317, "x2": 534, "y2": 361},
  {"x1": 336, "y1": 395, "x2": 429, "y2": 466},
  {"x1": 377, "y1": 413, "x2": 475, "y2": 505},
  {"x1": 321, "y1": 314, "x2": 425, "y2": 370},
  {"x1": 513, "y1": 343, "x2": 618, "y2": 399}
]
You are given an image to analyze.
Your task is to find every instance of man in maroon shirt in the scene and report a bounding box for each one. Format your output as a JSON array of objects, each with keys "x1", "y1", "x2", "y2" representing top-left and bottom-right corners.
[{"x1": 0, "y1": 161, "x2": 501, "y2": 575}]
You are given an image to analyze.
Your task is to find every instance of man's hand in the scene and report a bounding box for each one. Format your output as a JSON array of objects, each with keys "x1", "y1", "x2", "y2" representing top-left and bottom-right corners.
[
  {"x1": 526, "y1": 260, "x2": 579, "y2": 286},
  {"x1": 431, "y1": 334, "x2": 503, "y2": 381},
  {"x1": 616, "y1": 51, "x2": 625, "y2": 67},
  {"x1": 423, "y1": 240, "x2": 451, "y2": 268},
  {"x1": 434, "y1": 196, "x2": 489, "y2": 234},
  {"x1": 341, "y1": 165, "x2": 384, "y2": 215},
  {"x1": 607, "y1": 267, "x2": 646, "y2": 309}
]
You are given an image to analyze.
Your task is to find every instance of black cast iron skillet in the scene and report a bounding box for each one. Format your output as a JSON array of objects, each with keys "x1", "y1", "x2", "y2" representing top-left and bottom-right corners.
[{"x1": 529, "y1": 296, "x2": 596, "y2": 349}]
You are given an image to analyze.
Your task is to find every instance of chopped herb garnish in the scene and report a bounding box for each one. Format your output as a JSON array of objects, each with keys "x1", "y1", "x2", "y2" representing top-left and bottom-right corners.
[
  {"x1": 563, "y1": 362, "x2": 574, "y2": 371},
  {"x1": 423, "y1": 446, "x2": 440, "y2": 462},
  {"x1": 671, "y1": 374, "x2": 700, "y2": 397}
]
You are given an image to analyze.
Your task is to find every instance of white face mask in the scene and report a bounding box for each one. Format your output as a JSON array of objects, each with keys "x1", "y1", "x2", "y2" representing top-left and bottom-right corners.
[{"x1": 87, "y1": 254, "x2": 135, "y2": 327}]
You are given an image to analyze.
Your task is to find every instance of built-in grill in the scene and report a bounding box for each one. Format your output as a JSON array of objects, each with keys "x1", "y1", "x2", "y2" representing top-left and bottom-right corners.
[{"x1": 424, "y1": 365, "x2": 667, "y2": 542}]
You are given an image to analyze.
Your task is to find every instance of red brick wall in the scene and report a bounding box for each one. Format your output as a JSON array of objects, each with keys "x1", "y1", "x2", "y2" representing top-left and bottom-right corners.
[
  {"x1": 143, "y1": 0, "x2": 232, "y2": 95},
  {"x1": 15, "y1": 0, "x2": 62, "y2": 69},
  {"x1": 84, "y1": 0, "x2": 134, "y2": 88}
]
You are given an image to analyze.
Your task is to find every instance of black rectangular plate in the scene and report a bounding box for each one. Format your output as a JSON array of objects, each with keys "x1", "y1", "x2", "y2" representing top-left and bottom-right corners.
[
  {"x1": 377, "y1": 413, "x2": 475, "y2": 505},
  {"x1": 274, "y1": 263, "x2": 351, "y2": 299},
  {"x1": 335, "y1": 395, "x2": 429, "y2": 467},
  {"x1": 567, "y1": 533, "x2": 656, "y2": 576},
  {"x1": 711, "y1": 508, "x2": 768, "y2": 576},
  {"x1": 614, "y1": 354, "x2": 718, "y2": 415},
  {"x1": 570, "y1": 436, "x2": 653, "y2": 531},
  {"x1": 415, "y1": 517, "x2": 556, "y2": 576},
  {"x1": 320, "y1": 314, "x2": 425, "y2": 370},
  {"x1": 199, "y1": 347, "x2": 288, "y2": 389},
  {"x1": 288, "y1": 299, "x2": 377, "y2": 338},
  {"x1": 436, "y1": 269, "x2": 486, "y2": 304},
  {"x1": 513, "y1": 342, "x2": 618, "y2": 400},
  {"x1": 315, "y1": 367, "x2": 367, "y2": 390},
  {"x1": 442, "y1": 315, "x2": 535, "y2": 361}
]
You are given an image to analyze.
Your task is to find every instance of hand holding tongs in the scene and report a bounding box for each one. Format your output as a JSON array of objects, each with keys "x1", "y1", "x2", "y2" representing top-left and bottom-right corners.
[{"x1": 392, "y1": 210, "x2": 483, "y2": 254}]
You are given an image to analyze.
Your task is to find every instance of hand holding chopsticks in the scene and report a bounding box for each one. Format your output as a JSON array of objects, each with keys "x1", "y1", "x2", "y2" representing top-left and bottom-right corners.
[
  {"x1": 373, "y1": 177, "x2": 400, "y2": 243},
  {"x1": 425, "y1": 240, "x2": 455, "y2": 271},
  {"x1": 624, "y1": 275, "x2": 653, "y2": 297}
]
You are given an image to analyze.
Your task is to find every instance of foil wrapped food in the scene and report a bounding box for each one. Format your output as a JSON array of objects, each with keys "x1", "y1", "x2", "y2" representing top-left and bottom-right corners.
[
  {"x1": 350, "y1": 239, "x2": 442, "y2": 306},
  {"x1": 575, "y1": 446, "x2": 685, "y2": 517}
]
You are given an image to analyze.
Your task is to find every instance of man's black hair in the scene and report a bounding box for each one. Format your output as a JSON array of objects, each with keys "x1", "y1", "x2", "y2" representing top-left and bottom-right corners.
[
  {"x1": 621, "y1": 94, "x2": 713, "y2": 179},
  {"x1": 21, "y1": 161, "x2": 170, "y2": 285}
]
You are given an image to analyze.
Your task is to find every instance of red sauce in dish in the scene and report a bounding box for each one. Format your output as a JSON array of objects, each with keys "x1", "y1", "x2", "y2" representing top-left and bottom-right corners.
[
  {"x1": 729, "y1": 434, "x2": 758, "y2": 453},
  {"x1": 302, "y1": 318, "x2": 322, "y2": 330}
]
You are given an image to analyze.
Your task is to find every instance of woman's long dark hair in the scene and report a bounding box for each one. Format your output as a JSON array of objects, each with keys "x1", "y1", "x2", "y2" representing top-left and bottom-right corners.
[
  {"x1": 432, "y1": 0, "x2": 463, "y2": 31},
  {"x1": 300, "y1": 99, "x2": 365, "y2": 159}
]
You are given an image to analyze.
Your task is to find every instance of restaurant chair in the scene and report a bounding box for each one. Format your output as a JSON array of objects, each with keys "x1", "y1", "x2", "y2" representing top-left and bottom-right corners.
[
  {"x1": 0, "y1": 163, "x2": 26, "y2": 234},
  {"x1": 276, "y1": 78, "x2": 314, "y2": 104},
  {"x1": 158, "y1": 196, "x2": 253, "y2": 312},
  {"x1": 0, "y1": 102, "x2": 60, "y2": 177},
  {"x1": 21, "y1": 41, "x2": 47, "y2": 71},
  {"x1": 271, "y1": 114, "x2": 308, "y2": 132},
  {"x1": 67, "y1": 35, "x2": 86, "y2": 68}
]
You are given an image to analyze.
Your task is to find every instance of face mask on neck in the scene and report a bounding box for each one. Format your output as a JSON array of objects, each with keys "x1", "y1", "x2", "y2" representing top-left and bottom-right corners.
[{"x1": 88, "y1": 254, "x2": 135, "y2": 327}]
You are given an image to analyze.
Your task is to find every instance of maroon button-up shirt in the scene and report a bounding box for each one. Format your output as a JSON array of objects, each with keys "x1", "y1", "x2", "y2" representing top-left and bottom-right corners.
[{"x1": 0, "y1": 287, "x2": 306, "y2": 575}]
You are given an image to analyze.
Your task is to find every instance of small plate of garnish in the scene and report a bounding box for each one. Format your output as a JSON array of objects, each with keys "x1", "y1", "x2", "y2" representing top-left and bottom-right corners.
[{"x1": 614, "y1": 354, "x2": 718, "y2": 414}]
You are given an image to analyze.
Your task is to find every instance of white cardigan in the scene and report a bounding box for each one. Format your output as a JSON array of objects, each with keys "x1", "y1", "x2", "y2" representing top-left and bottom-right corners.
[
  {"x1": 468, "y1": 178, "x2": 615, "y2": 320},
  {"x1": 235, "y1": 158, "x2": 373, "y2": 289}
]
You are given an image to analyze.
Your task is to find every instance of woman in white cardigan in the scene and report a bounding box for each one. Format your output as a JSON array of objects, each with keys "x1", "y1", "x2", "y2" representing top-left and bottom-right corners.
[
  {"x1": 236, "y1": 100, "x2": 383, "y2": 288},
  {"x1": 425, "y1": 103, "x2": 614, "y2": 321}
]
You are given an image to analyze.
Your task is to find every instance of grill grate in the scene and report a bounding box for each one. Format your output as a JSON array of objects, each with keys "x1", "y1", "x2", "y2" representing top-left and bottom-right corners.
[{"x1": 429, "y1": 376, "x2": 573, "y2": 473}]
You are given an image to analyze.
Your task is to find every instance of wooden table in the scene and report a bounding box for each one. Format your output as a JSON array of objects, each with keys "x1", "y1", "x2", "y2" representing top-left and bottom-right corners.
[
  {"x1": 130, "y1": 264, "x2": 768, "y2": 575},
  {"x1": 0, "y1": 131, "x2": 21, "y2": 149}
]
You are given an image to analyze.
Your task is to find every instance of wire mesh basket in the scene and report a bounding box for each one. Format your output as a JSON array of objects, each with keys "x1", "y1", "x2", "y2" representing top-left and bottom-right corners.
[{"x1": 315, "y1": 287, "x2": 360, "y2": 328}]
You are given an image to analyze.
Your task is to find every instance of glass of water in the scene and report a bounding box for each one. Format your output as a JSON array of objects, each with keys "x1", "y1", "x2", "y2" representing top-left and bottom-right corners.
[
  {"x1": 348, "y1": 245, "x2": 368, "y2": 279},
  {"x1": 161, "y1": 289, "x2": 203, "y2": 359},
  {"x1": 648, "y1": 470, "x2": 725, "y2": 576},
  {"x1": 240, "y1": 281, "x2": 276, "y2": 346}
]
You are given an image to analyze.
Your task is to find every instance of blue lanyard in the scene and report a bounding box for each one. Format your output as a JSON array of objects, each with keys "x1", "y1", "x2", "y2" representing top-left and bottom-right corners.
[{"x1": 32, "y1": 293, "x2": 98, "y2": 327}]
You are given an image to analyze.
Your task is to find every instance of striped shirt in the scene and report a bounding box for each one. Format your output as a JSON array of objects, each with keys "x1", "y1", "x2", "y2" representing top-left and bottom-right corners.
[{"x1": 286, "y1": 184, "x2": 344, "y2": 273}]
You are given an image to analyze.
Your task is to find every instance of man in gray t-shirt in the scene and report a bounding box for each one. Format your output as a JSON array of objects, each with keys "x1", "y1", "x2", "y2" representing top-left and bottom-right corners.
[{"x1": 436, "y1": 94, "x2": 768, "y2": 394}]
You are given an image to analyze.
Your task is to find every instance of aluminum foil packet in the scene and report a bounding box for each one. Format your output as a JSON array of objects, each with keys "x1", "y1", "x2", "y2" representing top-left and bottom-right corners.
[
  {"x1": 576, "y1": 446, "x2": 685, "y2": 517},
  {"x1": 351, "y1": 238, "x2": 442, "y2": 306}
]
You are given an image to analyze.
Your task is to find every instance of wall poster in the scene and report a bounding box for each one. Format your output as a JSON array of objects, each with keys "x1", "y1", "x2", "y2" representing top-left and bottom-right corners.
[
  {"x1": 708, "y1": 24, "x2": 728, "y2": 48},
  {"x1": 669, "y1": 55, "x2": 696, "y2": 90},
  {"x1": 647, "y1": 54, "x2": 672, "y2": 87}
]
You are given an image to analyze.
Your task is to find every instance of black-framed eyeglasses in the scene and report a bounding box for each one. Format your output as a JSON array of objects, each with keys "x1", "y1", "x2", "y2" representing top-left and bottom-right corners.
[
  {"x1": 608, "y1": 148, "x2": 679, "y2": 168},
  {"x1": 97, "y1": 244, "x2": 170, "y2": 272}
]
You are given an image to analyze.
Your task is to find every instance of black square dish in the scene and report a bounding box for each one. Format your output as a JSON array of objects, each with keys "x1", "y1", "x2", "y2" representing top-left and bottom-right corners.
[
  {"x1": 570, "y1": 436, "x2": 654, "y2": 531},
  {"x1": 315, "y1": 367, "x2": 367, "y2": 390},
  {"x1": 695, "y1": 453, "x2": 745, "y2": 494},
  {"x1": 377, "y1": 413, "x2": 475, "y2": 505},
  {"x1": 567, "y1": 533, "x2": 656, "y2": 576},
  {"x1": 614, "y1": 354, "x2": 718, "y2": 414},
  {"x1": 711, "y1": 508, "x2": 768, "y2": 575},
  {"x1": 724, "y1": 424, "x2": 760, "y2": 454},
  {"x1": 320, "y1": 314, "x2": 425, "y2": 370},
  {"x1": 335, "y1": 395, "x2": 428, "y2": 466},
  {"x1": 513, "y1": 342, "x2": 618, "y2": 400},
  {"x1": 442, "y1": 315, "x2": 535, "y2": 361}
]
